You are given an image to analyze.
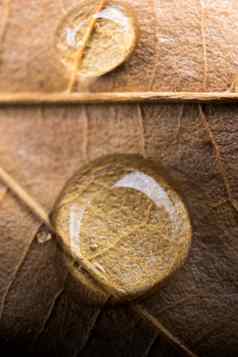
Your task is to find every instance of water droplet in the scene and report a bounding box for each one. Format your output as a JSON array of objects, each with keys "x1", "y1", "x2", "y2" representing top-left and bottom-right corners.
[
  {"x1": 52, "y1": 155, "x2": 192, "y2": 303},
  {"x1": 37, "y1": 231, "x2": 52, "y2": 244},
  {"x1": 55, "y1": 0, "x2": 138, "y2": 78}
]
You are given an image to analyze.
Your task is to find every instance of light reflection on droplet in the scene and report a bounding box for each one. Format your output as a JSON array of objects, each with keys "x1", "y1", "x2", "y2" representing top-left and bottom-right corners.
[
  {"x1": 69, "y1": 204, "x2": 85, "y2": 254},
  {"x1": 114, "y1": 170, "x2": 177, "y2": 224},
  {"x1": 94, "y1": 5, "x2": 131, "y2": 29}
]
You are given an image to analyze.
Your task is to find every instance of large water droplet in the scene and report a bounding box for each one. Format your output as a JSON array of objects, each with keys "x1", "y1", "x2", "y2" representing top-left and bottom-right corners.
[{"x1": 52, "y1": 155, "x2": 192, "y2": 304}]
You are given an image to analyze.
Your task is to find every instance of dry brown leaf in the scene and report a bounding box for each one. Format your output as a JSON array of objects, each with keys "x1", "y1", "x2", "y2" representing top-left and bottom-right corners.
[{"x1": 0, "y1": 1, "x2": 238, "y2": 357}]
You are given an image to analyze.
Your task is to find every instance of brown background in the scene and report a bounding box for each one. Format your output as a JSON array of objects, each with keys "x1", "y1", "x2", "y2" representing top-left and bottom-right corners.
[{"x1": 0, "y1": 1, "x2": 238, "y2": 356}]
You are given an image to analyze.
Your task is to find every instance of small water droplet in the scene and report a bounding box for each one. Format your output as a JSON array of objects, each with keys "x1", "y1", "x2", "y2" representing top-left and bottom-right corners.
[
  {"x1": 37, "y1": 231, "x2": 52, "y2": 244},
  {"x1": 55, "y1": 0, "x2": 138, "y2": 78}
]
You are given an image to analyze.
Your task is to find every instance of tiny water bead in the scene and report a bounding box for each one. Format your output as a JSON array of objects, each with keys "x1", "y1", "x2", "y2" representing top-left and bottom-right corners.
[
  {"x1": 55, "y1": 0, "x2": 138, "y2": 79},
  {"x1": 52, "y1": 155, "x2": 192, "y2": 304}
]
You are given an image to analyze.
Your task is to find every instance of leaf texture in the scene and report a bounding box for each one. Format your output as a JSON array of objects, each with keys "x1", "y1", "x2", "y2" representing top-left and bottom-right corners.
[{"x1": 0, "y1": 1, "x2": 238, "y2": 356}]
